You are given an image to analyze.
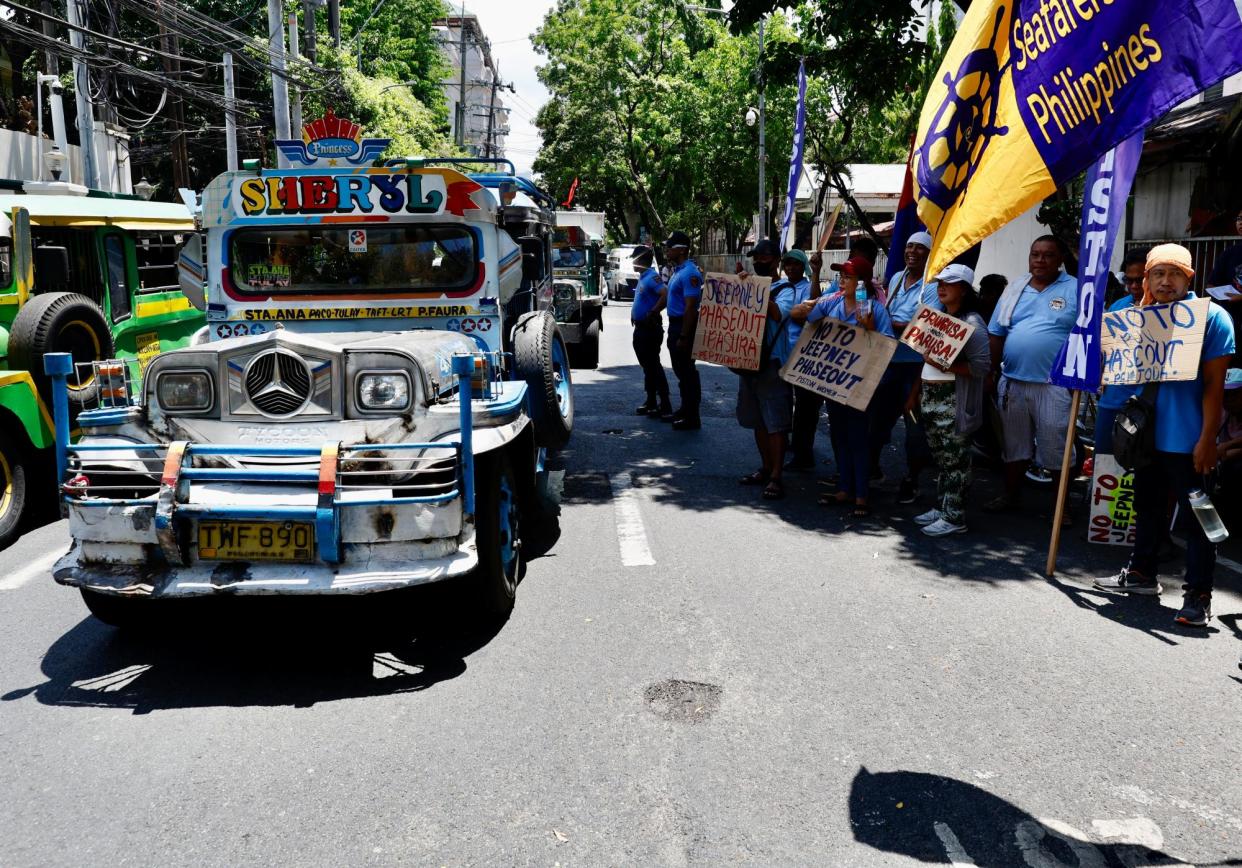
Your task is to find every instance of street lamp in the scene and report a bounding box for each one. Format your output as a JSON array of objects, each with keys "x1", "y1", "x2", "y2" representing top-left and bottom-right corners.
[{"x1": 134, "y1": 177, "x2": 156, "y2": 200}]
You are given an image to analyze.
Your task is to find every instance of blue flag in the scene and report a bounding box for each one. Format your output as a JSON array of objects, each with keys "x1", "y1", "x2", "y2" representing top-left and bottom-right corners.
[
  {"x1": 885, "y1": 143, "x2": 924, "y2": 284},
  {"x1": 1048, "y1": 132, "x2": 1144, "y2": 391},
  {"x1": 780, "y1": 60, "x2": 807, "y2": 252}
]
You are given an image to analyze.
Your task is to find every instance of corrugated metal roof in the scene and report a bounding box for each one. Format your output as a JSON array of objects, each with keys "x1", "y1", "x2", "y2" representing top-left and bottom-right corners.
[{"x1": 0, "y1": 194, "x2": 194, "y2": 229}]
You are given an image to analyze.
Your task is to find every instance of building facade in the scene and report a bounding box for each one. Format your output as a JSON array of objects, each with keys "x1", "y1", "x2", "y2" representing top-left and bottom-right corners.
[{"x1": 434, "y1": 8, "x2": 510, "y2": 160}]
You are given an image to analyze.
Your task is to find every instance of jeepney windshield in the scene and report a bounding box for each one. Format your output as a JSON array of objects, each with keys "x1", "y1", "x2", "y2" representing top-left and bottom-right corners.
[
  {"x1": 551, "y1": 246, "x2": 586, "y2": 268},
  {"x1": 229, "y1": 225, "x2": 476, "y2": 294}
]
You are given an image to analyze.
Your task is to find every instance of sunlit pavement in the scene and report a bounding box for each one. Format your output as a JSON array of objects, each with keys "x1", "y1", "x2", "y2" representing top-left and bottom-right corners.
[{"x1": 1, "y1": 302, "x2": 1240, "y2": 866}]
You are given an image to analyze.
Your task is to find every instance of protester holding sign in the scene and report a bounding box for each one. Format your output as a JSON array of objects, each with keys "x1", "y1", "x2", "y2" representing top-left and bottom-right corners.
[
  {"x1": 985, "y1": 236, "x2": 1078, "y2": 514},
  {"x1": 630, "y1": 246, "x2": 671, "y2": 419},
  {"x1": 903, "y1": 266, "x2": 991, "y2": 537},
  {"x1": 792, "y1": 256, "x2": 894, "y2": 516},
  {"x1": 735, "y1": 249, "x2": 808, "y2": 501},
  {"x1": 664, "y1": 231, "x2": 704, "y2": 430},
  {"x1": 1095, "y1": 245, "x2": 1236, "y2": 627},
  {"x1": 875, "y1": 231, "x2": 939, "y2": 504}
]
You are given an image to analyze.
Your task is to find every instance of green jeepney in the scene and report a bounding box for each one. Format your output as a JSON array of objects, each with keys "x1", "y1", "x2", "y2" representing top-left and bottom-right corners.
[{"x1": 0, "y1": 187, "x2": 205, "y2": 547}]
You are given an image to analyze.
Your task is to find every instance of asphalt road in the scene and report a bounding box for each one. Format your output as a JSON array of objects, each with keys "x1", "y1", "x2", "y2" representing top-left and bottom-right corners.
[{"x1": 2, "y1": 302, "x2": 1242, "y2": 867}]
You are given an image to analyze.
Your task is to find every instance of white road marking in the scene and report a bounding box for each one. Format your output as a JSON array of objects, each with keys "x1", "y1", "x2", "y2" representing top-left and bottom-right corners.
[
  {"x1": 0, "y1": 549, "x2": 63, "y2": 591},
  {"x1": 609, "y1": 472, "x2": 655, "y2": 566},
  {"x1": 934, "y1": 822, "x2": 977, "y2": 866}
]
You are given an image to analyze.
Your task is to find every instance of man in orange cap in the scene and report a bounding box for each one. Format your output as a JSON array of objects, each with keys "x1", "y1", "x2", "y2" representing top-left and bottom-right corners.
[{"x1": 1095, "y1": 244, "x2": 1236, "y2": 627}]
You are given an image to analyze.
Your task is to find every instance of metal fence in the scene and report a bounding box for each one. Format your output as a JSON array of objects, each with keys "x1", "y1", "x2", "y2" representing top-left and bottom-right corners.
[
  {"x1": 1124, "y1": 236, "x2": 1238, "y2": 291},
  {"x1": 697, "y1": 249, "x2": 889, "y2": 282}
]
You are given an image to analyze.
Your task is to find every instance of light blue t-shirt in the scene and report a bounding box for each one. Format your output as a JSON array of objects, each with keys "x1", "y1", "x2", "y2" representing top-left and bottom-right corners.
[
  {"x1": 805, "y1": 293, "x2": 895, "y2": 337},
  {"x1": 1112, "y1": 295, "x2": 1237, "y2": 454},
  {"x1": 1097, "y1": 294, "x2": 1136, "y2": 410},
  {"x1": 784, "y1": 277, "x2": 814, "y2": 350},
  {"x1": 765, "y1": 279, "x2": 801, "y2": 365},
  {"x1": 886, "y1": 269, "x2": 941, "y2": 362},
  {"x1": 987, "y1": 271, "x2": 1078, "y2": 383},
  {"x1": 631, "y1": 266, "x2": 664, "y2": 322},
  {"x1": 666, "y1": 260, "x2": 703, "y2": 318}
]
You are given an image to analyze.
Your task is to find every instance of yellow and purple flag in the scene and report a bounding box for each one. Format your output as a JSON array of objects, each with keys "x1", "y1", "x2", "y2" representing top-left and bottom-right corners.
[{"x1": 913, "y1": 0, "x2": 1242, "y2": 276}]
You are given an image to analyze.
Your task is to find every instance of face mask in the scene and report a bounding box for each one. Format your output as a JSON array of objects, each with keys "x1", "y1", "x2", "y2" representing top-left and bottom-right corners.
[{"x1": 752, "y1": 260, "x2": 776, "y2": 277}]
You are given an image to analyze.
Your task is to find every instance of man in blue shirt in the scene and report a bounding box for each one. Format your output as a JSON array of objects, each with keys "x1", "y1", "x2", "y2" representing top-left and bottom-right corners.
[
  {"x1": 1096, "y1": 245, "x2": 1236, "y2": 627},
  {"x1": 629, "y1": 246, "x2": 670, "y2": 418},
  {"x1": 736, "y1": 246, "x2": 805, "y2": 500},
  {"x1": 985, "y1": 235, "x2": 1078, "y2": 512},
  {"x1": 663, "y1": 231, "x2": 703, "y2": 430},
  {"x1": 872, "y1": 230, "x2": 938, "y2": 503}
]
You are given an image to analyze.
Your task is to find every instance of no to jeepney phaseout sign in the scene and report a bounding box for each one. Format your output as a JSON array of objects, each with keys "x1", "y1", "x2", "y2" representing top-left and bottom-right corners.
[
  {"x1": 1099, "y1": 297, "x2": 1208, "y2": 386},
  {"x1": 692, "y1": 272, "x2": 772, "y2": 371},
  {"x1": 899, "y1": 304, "x2": 976, "y2": 368},
  {"x1": 779, "y1": 317, "x2": 897, "y2": 411}
]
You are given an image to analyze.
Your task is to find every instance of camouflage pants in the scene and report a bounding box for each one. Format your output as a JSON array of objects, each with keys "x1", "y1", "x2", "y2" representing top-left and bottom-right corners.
[{"x1": 920, "y1": 381, "x2": 972, "y2": 525}]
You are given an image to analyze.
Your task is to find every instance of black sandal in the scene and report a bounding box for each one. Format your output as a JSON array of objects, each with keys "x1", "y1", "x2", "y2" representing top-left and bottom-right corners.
[
  {"x1": 818, "y1": 491, "x2": 848, "y2": 507},
  {"x1": 739, "y1": 470, "x2": 769, "y2": 486},
  {"x1": 761, "y1": 480, "x2": 785, "y2": 500},
  {"x1": 850, "y1": 503, "x2": 872, "y2": 518}
]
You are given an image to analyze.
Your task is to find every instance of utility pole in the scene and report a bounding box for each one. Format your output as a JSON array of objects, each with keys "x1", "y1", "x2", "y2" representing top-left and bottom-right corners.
[
  {"x1": 328, "y1": 0, "x2": 340, "y2": 48},
  {"x1": 484, "y1": 75, "x2": 514, "y2": 158},
  {"x1": 223, "y1": 52, "x2": 238, "y2": 171},
  {"x1": 288, "y1": 12, "x2": 303, "y2": 134},
  {"x1": 302, "y1": 0, "x2": 317, "y2": 62},
  {"x1": 455, "y1": 3, "x2": 468, "y2": 149},
  {"x1": 268, "y1": 0, "x2": 292, "y2": 165},
  {"x1": 757, "y1": 17, "x2": 767, "y2": 238},
  {"x1": 156, "y1": 0, "x2": 190, "y2": 191},
  {"x1": 40, "y1": 0, "x2": 59, "y2": 76},
  {"x1": 65, "y1": 0, "x2": 99, "y2": 189}
]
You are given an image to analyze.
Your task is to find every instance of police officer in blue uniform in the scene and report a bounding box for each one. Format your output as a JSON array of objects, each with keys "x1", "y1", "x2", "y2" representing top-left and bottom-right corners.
[
  {"x1": 629, "y1": 245, "x2": 671, "y2": 417},
  {"x1": 663, "y1": 230, "x2": 703, "y2": 430}
]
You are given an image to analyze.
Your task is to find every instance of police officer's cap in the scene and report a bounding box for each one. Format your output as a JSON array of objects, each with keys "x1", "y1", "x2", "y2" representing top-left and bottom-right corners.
[
  {"x1": 663, "y1": 230, "x2": 692, "y2": 249},
  {"x1": 631, "y1": 245, "x2": 654, "y2": 263}
]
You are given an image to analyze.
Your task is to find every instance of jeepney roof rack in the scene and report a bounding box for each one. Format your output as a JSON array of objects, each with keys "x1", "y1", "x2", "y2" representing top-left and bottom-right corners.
[{"x1": 388, "y1": 157, "x2": 557, "y2": 211}]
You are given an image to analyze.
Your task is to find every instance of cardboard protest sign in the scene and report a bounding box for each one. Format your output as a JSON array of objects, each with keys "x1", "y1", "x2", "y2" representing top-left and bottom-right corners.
[
  {"x1": 780, "y1": 317, "x2": 897, "y2": 411},
  {"x1": 899, "y1": 304, "x2": 976, "y2": 368},
  {"x1": 1088, "y1": 453, "x2": 1137, "y2": 547},
  {"x1": 692, "y1": 272, "x2": 773, "y2": 371},
  {"x1": 1099, "y1": 297, "x2": 1209, "y2": 386}
]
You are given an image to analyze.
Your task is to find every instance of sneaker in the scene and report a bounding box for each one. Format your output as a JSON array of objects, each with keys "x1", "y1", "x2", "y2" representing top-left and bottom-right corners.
[
  {"x1": 922, "y1": 517, "x2": 967, "y2": 537},
  {"x1": 671, "y1": 417, "x2": 701, "y2": 431},
  {"x1": 1174, "y1": 592, "x2": 1212, "y2": 627},
  {"x1": 636, "y1": 401, "x2": 657, "y2": 415},
  {"x1": 914, "y1": 508, "x2": 942, "y2": 526},
  {"x1": 1094, "y1": 568, "x2": 1161, "y2": 595},
  {"x1": 1025, "y1": 465, "x2": 1053, "y2": 484},
  {"x1": 897, "y1": 477, "x2": 918, "y2": 504}
]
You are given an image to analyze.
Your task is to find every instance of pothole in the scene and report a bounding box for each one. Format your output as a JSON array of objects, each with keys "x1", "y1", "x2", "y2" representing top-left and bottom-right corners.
[{"x1": 643, "y1": 679, "x2": 722, "y2": 723}]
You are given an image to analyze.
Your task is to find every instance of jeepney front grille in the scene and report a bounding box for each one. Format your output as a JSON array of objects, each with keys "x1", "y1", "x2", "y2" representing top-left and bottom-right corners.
[
  {"x1": 244, "y1": 349, "x2": 313, "y2": 417},
  {"x1": 337, "y1": 449, "x2": 459, "y2": 499}
]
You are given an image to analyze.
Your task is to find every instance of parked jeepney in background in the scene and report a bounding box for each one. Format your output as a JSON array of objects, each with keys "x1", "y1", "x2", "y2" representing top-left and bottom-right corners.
[
  {"x1": 551, "y1": 223, "x2": 603, "y2": 368},
  {"x1": 0, "y1": 184, "x2": 203, "y2": 548},
  {"x1": 49, "y1": 115, "x2": 573, "y2": 627}
]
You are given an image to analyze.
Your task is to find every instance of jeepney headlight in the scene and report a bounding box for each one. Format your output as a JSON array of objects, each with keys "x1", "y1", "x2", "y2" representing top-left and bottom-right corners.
[
  {"x1": 156, "y1": 370, "x2": 213, "y2": 411},
  {"x1": 357, "y1": 371, "x2": 411, "y2": 411}
]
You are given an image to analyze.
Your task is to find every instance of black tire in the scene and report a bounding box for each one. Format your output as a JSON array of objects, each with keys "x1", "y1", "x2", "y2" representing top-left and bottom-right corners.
[
  {"x1": 469, "y1": 451, "x2": 521, "y2": 621},
  {"x1": 80, "y1": 589, "x2": 152, "y2": 630},
  {"x1": 0, "y1": 429, "x2": 29, "y2": 551},
  {"x1": 578, "y1": 319, "x2": 600, "y2": 369},
  {"x1": 512, "y1": 311, "x2": 573, "y2": 448},
  {"x1": 9, "y1": 292, "x2": 114, "y2": 408}
]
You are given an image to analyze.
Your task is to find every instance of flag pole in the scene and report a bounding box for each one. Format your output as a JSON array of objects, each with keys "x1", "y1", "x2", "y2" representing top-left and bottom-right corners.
[{"x1": 1045, "y1": 389, "x2": 1082, "y2": 576}]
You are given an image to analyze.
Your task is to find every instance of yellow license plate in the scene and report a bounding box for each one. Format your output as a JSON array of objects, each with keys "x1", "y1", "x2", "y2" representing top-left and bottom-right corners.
[{"x1": 197, "y1": 521, "x2": 315, "y2": 562}]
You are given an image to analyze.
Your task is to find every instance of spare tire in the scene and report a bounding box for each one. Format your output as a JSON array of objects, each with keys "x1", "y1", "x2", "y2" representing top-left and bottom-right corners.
[
  {"x1": 9, "y1": 292, "x2": 114, "y2": 408},
  {"x1": 512, "y1": 310, "x2": 573, "y2": 449}
]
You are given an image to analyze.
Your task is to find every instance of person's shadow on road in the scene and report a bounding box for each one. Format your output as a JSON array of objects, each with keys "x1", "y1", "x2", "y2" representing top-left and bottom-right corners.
[
  {"x1": 0, "y1": 588, "x2": 505, "y2": 714},
  {"x1": 1045, "y1": 576, "x2": 1219, "y2": 646},
  {"x1": 849, "y1": 767, "x2": 1237, "y2": 866}
]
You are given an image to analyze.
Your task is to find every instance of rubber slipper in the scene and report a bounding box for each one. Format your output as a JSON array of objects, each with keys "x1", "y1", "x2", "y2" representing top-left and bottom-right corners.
[{"x1": 762, "y1": 481, "x2": 785, "y2": 500}]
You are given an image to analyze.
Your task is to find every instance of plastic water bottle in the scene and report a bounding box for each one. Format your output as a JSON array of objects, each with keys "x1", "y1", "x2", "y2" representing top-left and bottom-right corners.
[
  {"x1": 1188, "y1": 489, "x2": 1230, "y2": 543},
  {"x1": 855, "y1": 288, "x2": 871, "y2": 318}
]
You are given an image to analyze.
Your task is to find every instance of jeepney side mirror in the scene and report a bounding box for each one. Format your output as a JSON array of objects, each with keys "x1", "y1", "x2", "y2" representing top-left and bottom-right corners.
[
  {"x1": 33, "y1": 245, "x2": 70, "y2": 291},
  {"x1": 519, "y1": 235, "x2": 544, "y2": 282},
  {"x1": 177, "y1": 235, "x2": 206, "y2": 310}
]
